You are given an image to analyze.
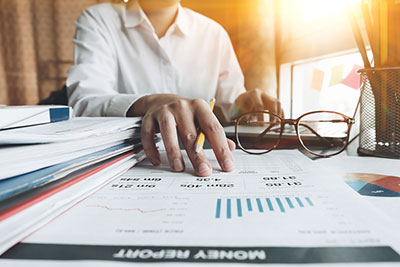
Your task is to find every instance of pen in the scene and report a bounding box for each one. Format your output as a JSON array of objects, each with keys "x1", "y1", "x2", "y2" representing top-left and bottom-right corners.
[
  {"x1": 361, "y1": 0, "x2": 376, "y2": 63},
  {"x1": 194, "y1": 98, "x2": 215, "y2": 155},
  {"x1": 348, "y1": 6, "x2": 371, "y2": 68}
]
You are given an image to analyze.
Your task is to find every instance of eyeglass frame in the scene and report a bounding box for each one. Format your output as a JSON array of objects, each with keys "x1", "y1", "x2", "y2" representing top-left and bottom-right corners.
[{"x1": 233, "y1": 109, "x2": 357, "y2": 157}]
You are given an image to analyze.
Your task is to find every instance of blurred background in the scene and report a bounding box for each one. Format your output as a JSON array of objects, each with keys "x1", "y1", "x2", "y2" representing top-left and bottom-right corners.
[{"x1": 0, "y1": 0, "x2": 363, "y2": 116}]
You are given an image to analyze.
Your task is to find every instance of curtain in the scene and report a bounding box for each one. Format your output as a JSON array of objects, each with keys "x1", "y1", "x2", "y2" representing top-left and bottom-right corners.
[
  {"x1": 0, "y1": 0, "x2": 277, "y2": 105},
  {"x1": 0, "y1": 0, "x2": 39, "y2": 105},
  {"x1": 0, "y1": 0, "x2": 110, "y2": 105}
]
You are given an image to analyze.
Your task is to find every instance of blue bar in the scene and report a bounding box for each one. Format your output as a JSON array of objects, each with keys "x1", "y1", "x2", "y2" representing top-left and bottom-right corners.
[
  {"x1": 266, "y1": 198, "x2": 274, "y2": 211},
  {"x1": 256, "y1": 198, "x2": 264, "y2": 212},
  {"x1": 276, "y1": 197, "x2": 285, "y2": 213},
  {"x1": 295, "y1": 197, "x2": 304, "y2": 207},
  {"x1": 285, "y1": 197, "x2": 294, "y2": 208},
  {"x1": 216, "y1": 198, "x2": 221, "y2": 218},
  {"x1": 246, "y1": 198, "x2": 252, "y2": 211},
  {"x1": 305, "y1": 197, "x2": 314, "y2": 206},
  {"x1": 227, "y1": 199, "x2": 232, "y2": 219},
  {"x1": 237, "y1": 199, "x2": 243, "y2": 217}
]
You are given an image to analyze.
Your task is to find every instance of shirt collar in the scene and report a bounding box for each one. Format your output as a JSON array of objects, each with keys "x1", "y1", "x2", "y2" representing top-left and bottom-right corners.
[
  {"x1": 123, "y1": 0, "x2": 145, "y2": 28},
  {"x1": 123, "y1": 1, "x2": 189, "y2": 36},
  {"x1": 174, "y1": 5, "x2": 189, "y2": 36}
]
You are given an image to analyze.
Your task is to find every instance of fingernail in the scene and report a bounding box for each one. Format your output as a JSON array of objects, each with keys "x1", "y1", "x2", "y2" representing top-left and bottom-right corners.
[
  {"x1": 151, "y1": 158, "x2": 160, "y2": 166},
  {"x1": 198, "y1": 162, "x2": 210, "y2": 174},
  {"x1": 223, "y1": 159, "x2": 234, "y2": 171},
  {"x1": 172, "y1": 159, "x2": 184, "y2": 172}
]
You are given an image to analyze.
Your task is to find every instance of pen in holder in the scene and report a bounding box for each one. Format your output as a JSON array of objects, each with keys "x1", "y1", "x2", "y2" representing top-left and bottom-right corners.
[{"x1": 358, "y1": 67, "x2": 400, "y2": 158}]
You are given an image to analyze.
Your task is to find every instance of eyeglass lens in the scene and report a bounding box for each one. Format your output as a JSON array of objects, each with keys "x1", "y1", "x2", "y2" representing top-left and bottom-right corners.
[
  {"x1": 298, "y1": 112, "x2": 349, "y2": 156},
  {"x1": 236, "y1": 112, "x2": 282, "y2": 154},
  {"x1": 236, "y1": 111, "x2": 350, "y2": 156}
]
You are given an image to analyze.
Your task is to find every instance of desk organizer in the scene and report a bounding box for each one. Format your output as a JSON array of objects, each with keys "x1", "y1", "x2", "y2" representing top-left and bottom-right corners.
[{"x1": 358, "y1": 68, "x2": 400, "y2": 158}]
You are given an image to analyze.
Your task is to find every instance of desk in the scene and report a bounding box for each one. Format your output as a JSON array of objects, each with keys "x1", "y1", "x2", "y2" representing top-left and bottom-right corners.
[{"x1": 1, "y1": 147, "x2": 400, "y2": 266}]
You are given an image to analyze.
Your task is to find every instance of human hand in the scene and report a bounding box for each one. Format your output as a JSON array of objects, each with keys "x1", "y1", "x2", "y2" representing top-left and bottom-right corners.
[
  {"x1": 127, "y1": 94, "x2": 236, "y2": 176},
  {"x1": 233, "y1": 88, "x2": 284, "y2": 118}
]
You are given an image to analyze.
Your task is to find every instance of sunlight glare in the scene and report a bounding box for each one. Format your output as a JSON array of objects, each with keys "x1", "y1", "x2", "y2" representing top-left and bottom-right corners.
[{"x1": 303, "y1": 0, "x2": 361, "y2": 22}]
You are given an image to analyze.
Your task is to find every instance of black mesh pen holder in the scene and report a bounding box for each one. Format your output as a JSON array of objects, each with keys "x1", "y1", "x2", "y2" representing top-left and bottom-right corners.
[{"x1": 358, "y1": 67, "x2": 400, "y2": 158}]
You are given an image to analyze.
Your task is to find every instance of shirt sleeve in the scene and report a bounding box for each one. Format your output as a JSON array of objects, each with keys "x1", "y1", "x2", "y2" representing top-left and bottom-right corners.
[
  {"x1": 67, "y1": 8, "x2": 144, "y2": 117},
  {"x1": 214, "y1": 28, "x2": 246, "y2": 122}
]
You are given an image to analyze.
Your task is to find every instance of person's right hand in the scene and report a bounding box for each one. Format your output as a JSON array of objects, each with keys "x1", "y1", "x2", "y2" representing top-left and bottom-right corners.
[
  {"x1": 127, "y1": 94, "x2": 236, "y2": 177},
  {"x1": 234, "y1": 88, "x2": 284, "y2": 118}
]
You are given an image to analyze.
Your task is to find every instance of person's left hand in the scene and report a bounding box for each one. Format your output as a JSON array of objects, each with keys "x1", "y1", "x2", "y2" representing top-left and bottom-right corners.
[{"x1": 233, "y1": 88, "x2": 284, "y2": 118}]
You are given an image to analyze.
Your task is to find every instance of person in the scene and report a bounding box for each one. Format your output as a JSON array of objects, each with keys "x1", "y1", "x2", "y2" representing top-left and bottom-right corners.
[{"x1": 67, "y1": 0, "x2": 283, "y2": 177}]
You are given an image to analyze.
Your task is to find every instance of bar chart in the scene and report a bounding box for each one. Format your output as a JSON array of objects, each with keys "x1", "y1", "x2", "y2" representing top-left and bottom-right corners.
[{"x1": 215, "y1": 196, "x2": 314, "y2": 219}]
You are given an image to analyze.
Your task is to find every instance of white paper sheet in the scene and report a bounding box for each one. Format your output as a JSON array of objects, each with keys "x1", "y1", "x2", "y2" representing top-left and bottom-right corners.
[
  {"x1": 0, "y1": 117, "x2": 141, "y2": 144},
  {"x1": 0, "y1": 143, "x2": 139, "y2": 200},
  {"x1": 317, "y1": 156, "x2": 400, "y2": 224},
  {"x1": 2, "y1": 150, "x2": 399, "y2": 266},
  {"x1": 0, "y1": 151, "x2": 146, "y2": 255},
  {"x1": 0, "y1": 131, "x2": 138, "y2": 179}
]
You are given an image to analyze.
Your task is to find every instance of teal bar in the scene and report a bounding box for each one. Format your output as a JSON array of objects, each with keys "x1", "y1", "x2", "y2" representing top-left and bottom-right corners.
[
  {"x1": 256, "y1": 198, "x2": 264, "y2": 212},
  {"x1": 246, "y1": 198, "x2": 252, "y2": 211},
  {"x1": 237, "y1": 199, "x2": 242, "y2": 217},
  {"x1": 295, "y1": 197, "x2": 304, "y2": 207},
  {"x1": 227, "y1": 199, "x2": 232, "y2": 219},
  {"x1": 285, "y1": 197, "x2": 294, "y2": 208},
  {"x1": 216, "y1": 198, "x2": 221, "y2": 218},
  {"x1": 305, "y1": 197, "x2": 314, "y2": 206},
  {"x1": 276, "y1": 197, "x2": 285, "y2": 213},
  {"x1": 266, "y1": 198, "x2": 274, "y2": 211}
]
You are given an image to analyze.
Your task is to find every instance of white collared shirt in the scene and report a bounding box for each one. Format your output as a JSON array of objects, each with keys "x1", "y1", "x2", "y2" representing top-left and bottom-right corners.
[{"x1": 67, "y1": 2, "x2": 245, "y2": 120}]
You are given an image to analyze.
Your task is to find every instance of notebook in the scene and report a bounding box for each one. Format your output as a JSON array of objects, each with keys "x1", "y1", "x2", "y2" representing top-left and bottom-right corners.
[{"x1": 0, "y1": 105, "x2": 72, "y2": 130}]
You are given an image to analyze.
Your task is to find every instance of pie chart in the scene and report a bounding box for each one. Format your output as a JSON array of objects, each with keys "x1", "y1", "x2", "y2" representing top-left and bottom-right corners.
[{"x1": 344, "y1": 173, "x2": 400, "y2": 197}]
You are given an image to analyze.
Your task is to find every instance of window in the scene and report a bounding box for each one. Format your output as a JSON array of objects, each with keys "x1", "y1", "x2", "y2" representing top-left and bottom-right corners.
[
  {"x1": 276, "y1": 0, "x2": 362, "y2": 64},
  {"x1": 279, "y1": 50, "x2": 369, "y2": 119}
]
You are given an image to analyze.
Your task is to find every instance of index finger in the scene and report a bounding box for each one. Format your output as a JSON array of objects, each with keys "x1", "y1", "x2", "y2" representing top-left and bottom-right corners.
[
  {"x1": 194, "y1": 100, "x2": 234, "y2": 172},
  {"x1": 261, "y1": 93, "x2": 284, "y2": 118}
]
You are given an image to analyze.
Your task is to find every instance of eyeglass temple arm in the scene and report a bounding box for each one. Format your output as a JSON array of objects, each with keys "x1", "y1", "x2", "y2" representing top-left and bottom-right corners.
[
  {"x1": 351, "y1": 93, "x2": 361, "y2": 120},
  {"x1": 298, "y1": 123, "x2": 339, "y2": 146},
  {"x1": 255, "y1": 122, "x2": 280, "y2": 142},
  {"x1": 255, "y1": 122, "x2": 331, "y2": 145},
  {"x1": 300, "y1": 119, "x2": 352, "y2": 123},
  {"x1": 253, "y1": 120, "x2": 346, "y2": 146}
]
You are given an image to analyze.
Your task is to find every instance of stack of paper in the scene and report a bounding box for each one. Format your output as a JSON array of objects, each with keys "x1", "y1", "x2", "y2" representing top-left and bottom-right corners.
[{"x1": 0, "y1": 117, "x2": 156, "y2": 254}]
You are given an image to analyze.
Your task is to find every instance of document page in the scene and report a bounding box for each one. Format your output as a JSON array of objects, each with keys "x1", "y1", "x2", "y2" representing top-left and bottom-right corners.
[
  {"x1": 0, "y1": 117, "x2": 141, "y2": 144},
  {"x1": 318, "y1": 156, "x2": 400, "y2": 225},
  {"x1": 0, "y1": 152, "x2": 146, "y2": 255},
  {"x1": 2, "y1": 150, "x2": 400, "y2": 266}
]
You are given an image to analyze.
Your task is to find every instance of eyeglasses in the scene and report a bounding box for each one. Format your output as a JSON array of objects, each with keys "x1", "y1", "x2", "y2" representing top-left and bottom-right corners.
[{"x1": 233, "y1": 110, "x2": 356, "y2": 157}]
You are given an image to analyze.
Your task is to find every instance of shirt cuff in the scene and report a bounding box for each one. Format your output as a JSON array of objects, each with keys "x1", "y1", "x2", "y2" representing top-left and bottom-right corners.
[{"x1": 107, "y1": 93, "x2": 149, "y2": 117}]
